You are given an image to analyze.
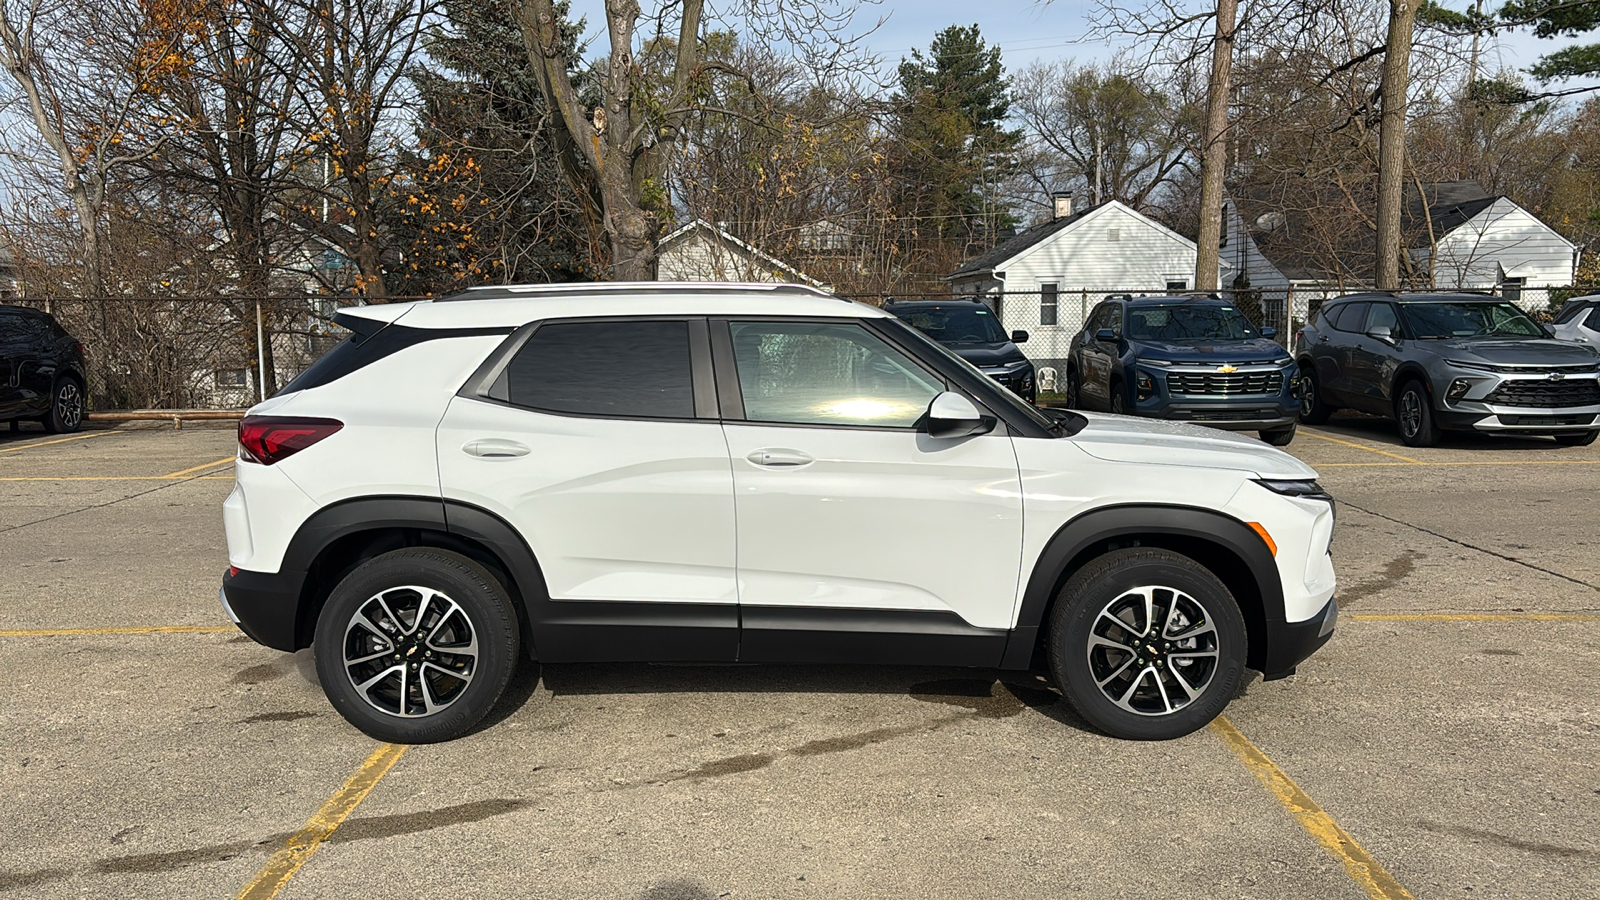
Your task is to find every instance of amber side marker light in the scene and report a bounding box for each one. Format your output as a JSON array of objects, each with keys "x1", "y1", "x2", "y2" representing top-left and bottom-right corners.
[{"x1": 1246, "y1": 522, "x2": 1278, "y2": 557}]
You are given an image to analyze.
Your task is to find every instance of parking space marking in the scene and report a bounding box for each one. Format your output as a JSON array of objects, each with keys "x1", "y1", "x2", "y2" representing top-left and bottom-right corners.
[
  {"x1": 1211, "y1": 716, "x2": 1415, "y2": 900},
  {"x1": 162, "y1": 456, "x2": 237, "y2": 478},
  {"x1": 1317, "y1": 460, "x2": 1600, "y2": 467},
  {"x1": 0, "y1": 475, "x2": 234, "y2": 481},
  {"x1": 1348, "y1": 612, "x2": 1600, "y2": 622},
  {"x1": 0, "y1": 432, "x2": 113, "y2": 453},
  {"x1": 0, "y1": 625, "x2": 236, "y2": 636},
  {"x1": 237, "y1": 743, "x2": 409, "y2": 900},
  {"x1": 1298, "y1": 429, "x2": 1425, "y2": 464}
]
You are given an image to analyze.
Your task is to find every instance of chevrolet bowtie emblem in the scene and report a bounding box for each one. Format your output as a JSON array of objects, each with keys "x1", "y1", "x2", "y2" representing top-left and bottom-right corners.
[
  {"x1": 1217, "y1": 364, "x2": 1238, "y2": 374},
  {"x1": 1548, "y1": 372, "x2": 1565, "y2": 381}
]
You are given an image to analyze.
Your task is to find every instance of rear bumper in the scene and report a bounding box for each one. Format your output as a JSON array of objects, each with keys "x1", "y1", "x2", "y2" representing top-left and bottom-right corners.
[
  {"x1": 1261, "y1": 595, "x2": 1337, "y2": 680},
  {"x1": 221, "y1": 567, "x2": 306, "y2": 651}
]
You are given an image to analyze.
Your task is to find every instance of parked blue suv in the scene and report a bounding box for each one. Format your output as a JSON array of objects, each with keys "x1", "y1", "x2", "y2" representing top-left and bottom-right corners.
[{"x1": 1066, "y1": 295, "x2": 1301, "y2": 445}]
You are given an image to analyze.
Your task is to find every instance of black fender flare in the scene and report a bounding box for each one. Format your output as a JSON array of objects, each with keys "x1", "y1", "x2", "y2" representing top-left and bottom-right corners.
[
  {"x1": 274, "y1": 495, "x2": 552, "y2": 657},
  {"x1": 999, "y1": 504, "x2": 1284, "y2": 669}
]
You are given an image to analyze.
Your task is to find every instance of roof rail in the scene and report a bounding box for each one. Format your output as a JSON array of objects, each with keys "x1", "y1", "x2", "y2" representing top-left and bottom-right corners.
[{"x1": 434, "y1": 281, "x2": 845, "y2": 302}]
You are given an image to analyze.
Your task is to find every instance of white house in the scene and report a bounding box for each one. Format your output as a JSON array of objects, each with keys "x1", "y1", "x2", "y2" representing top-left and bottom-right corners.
[
  {"x1": 657, "y1": 218, "x2": 826, "y2": 287},
  {"x1": 943, "y1": 197, "x2": 1223, "y2": 378},
  {"x1": 1229, "y1": 181, "x2": 1578, "y2": 311}
]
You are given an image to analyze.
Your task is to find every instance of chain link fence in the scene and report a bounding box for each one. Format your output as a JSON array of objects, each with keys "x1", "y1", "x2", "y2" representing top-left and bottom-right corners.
[
  {"x1": 9, "y1": 285, "x2": 1588, "y2": 411},
  {"x1": 5, "y1": 295, "x2": 386, "y2": 411}
]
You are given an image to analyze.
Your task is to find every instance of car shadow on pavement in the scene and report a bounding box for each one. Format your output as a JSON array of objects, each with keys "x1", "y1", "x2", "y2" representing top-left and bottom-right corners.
[
  {"x1": 481, "y1": 661, "x2": 1097, "y2": 735},
  {"x1": 1314, "y1": 412, "x2": 1574, "y2": 450}
]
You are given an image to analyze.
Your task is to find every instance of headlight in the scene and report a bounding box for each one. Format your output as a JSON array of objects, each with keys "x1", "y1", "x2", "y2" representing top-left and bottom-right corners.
[
  {"x1": 1140, "y1": 359, "x2": 1173, "y2": 367},
  {"x1": 1446, "y1": 379, "x2": 1471, "y2": 402},
  {"x1": 1255, "y1": 478, "x2": 1329, "y2": 499},
  {"x1": 1273, "y1": 356, "x2": 1292, "y2": 366},
  {"x1": 1446, "y1": 359, "x2": 1495, "y2": 372}
]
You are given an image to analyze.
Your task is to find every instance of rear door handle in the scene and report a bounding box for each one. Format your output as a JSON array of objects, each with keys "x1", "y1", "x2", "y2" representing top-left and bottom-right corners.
[
  {"x1": 746, "y1": 448, "x2": 813, "y2": 468},
  {"x1": 463, "y1": 438, "x2": 530, "y2": 459}
]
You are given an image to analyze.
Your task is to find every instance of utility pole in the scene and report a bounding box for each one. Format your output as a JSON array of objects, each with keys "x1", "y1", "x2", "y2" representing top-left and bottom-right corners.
[{"x1": 1195, "y1": 0, "x2": 1238, "y2": 292}]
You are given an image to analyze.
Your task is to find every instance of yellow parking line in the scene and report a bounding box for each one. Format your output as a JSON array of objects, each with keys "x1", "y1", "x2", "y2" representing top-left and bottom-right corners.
[
  {"x1": 1318, "y1": 460, "x2": 1600, "y2": 467},
  {"x1": 162, "y1": 456, "x2": 237, "y2": 478},
  {"x1": 0, "y1": 475, "x2": 233, "y2": 481},
  {"x1": 237, "y1": 743, "x2": 409, "y2": 900},
  {"x1": 1298, "y1": 430, "x2": 1424, "y2": 464},
  {"x1": 1211, "y1": 716, "x2": 1414, "y2": 900},
  {"x1": 1348, "y1": 613, "x2": 1600, "y2": 622},
  {"x1": 0, "y1": 432, "x2": 112, "y2": 453},
  {"x1": 0, "y1": 625, "x2": 236, "y2": 636}
]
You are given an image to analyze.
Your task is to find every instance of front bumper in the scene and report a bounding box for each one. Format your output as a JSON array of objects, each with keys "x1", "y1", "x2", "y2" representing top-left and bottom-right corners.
[
  {"x1": 1261, "y1": 595, "x2": 1337, "y2": 680},
  {"x1": 1435, "y1": 370, "x2": 1600, "y2": 433},
  {"x1": 979, "y1": 364, "x2": 1036, "y2": 399},
  {"x1": 1133, "y1": 362, "x2": 1299, "y2": 430},
  {"x1": 221, "y1": 567, "x2": 306, "y2": 651}
]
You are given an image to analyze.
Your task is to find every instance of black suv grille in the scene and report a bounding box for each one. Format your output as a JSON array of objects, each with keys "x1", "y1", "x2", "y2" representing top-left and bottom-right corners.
[
  {"x1": 1485, "y1": 379, "x2": 1600, "y2": 408},
  {"x1": 1167, "y1": 370, "x2": 1284, "y2": 395}
]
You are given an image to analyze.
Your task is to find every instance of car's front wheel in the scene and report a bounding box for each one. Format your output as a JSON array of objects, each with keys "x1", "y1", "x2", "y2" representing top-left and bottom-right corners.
[
  {"x1": 43, "y1": 376, "x2": 84, "y2": 433},
  {"x1": 1298, "y1": 369, "x2": 1332, "y2": 425},
  {"x1": 1048, "y1": 548, "x2": 1247, "y2": 740},
  {"x1": 1260, "y1": 423, "x2": 1296, "y2": 446},
  {"x1": 1395, "y1": 380, "x2": 1441, "y2": 447},
  {"x1": 314, "y1": 548, "x2": 519, "y2": 743}
]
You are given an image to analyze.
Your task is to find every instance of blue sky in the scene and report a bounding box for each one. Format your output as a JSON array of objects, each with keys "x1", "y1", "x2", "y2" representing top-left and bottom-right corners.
[{"x1": 563, "y1": 0, "x2": 1592, "y2": 94}]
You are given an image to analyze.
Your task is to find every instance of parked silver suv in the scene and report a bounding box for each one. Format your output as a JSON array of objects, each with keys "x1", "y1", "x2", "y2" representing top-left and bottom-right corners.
[{"x1": 1294, "y1": 292, "x2": 1600, "y2": 446}]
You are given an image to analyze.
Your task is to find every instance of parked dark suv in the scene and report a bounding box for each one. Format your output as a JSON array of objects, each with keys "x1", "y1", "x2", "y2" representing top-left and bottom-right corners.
[
  {"x1": 1066, "y1": 295, "x2": 1300, "y2": 445},
  {"x1": 883, "y1": 299, "x2": 1036, "y2": 402},
  {"x1": 0, "y1": 305, "x2": 87, "y2": 433},
  {"x1": 1294, "y1": 292, "x2": 1600, "y2": 447}
]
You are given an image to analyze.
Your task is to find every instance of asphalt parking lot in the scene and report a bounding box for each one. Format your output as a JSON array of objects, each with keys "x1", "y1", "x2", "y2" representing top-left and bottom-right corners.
[{"x1": 1, "y1": 418, "x2": 1597, "y2": 899}]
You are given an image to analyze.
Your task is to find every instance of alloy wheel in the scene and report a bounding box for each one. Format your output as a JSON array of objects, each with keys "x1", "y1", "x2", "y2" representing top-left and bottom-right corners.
[
  {"x1": 1399, "y1": 390, "x2": 1421, "y2": 438},
  {"x1": 1085, "y1": 585, "x2": 1221, "y2": 716},
  {"x1": 56, "y1": 381, "x2": 83, "y2": 430},
  {"x1": 1299, "y1": 380, "x2": 1316, "y2": 418},
  {"x1": 342, "y1": 585, "x2": 479, "y2": 718}
]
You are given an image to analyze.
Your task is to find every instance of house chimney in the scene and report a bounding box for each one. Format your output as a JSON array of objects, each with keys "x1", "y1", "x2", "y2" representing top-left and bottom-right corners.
[{"x1": 1051, "y1": 191, "x2": 1073, "y2": 220}]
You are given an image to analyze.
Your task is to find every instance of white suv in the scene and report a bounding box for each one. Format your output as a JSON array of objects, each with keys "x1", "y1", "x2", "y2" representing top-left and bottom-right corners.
[{"x1": 220, "y1": 283, "x2": 1337, "y2": 743}]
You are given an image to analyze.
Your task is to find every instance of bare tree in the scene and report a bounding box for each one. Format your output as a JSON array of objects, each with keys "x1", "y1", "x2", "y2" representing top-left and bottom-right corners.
[
  {"x1": 0, "y1": 0, "x2": 177, "y2": 295},
  {"x1": 1375, "y1": 0, "x2": 1421, "y2": 289},
  {"x1": 510, "y1": 0, "x2": 876, "y2": 281},
  {"x1": 1195, "y1": 0, "x2": 1236, "y2": 290}
]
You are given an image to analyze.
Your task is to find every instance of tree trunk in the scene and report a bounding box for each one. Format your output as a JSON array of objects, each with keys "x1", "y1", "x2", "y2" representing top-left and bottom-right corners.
[
  {"x1": 1376, "y1": 0, "x2": 1420, "y2": 291},
  {"x1": 1195, "y1": 0, "x2": 1237, "y2": 293}
]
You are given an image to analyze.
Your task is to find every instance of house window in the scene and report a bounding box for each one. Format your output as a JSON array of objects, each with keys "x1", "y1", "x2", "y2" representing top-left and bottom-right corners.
[
  {"x1": 216, "y1": 369, "x2": 249, "y2": 387},
  {"x1": 1040, "y1": 283, "x2": 1059, "y2": 326},
  {"x1": 1499, "y1": 277, "x2": 1524, "y2": 305},
  {"x1": 1165, "y1": 280, "x2": 1188, "y2": 292}
]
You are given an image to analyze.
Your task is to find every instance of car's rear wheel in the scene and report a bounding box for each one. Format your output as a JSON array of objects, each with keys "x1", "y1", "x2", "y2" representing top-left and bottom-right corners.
[
  {"x1": 43, "y1": 376, "x2": 84, "y2": 433},
  {"x1": 1554, "y1": 430, "x2": 1598, "y2": 447},
  {"x1": 1048, "y1": 548, "x2": 1247, "y2": 740},
  {"x1": 1066, "y1": 366, "x2": 1082, "y2": 409},
  {"x1": 1395, "y1": 380, "x2": 1441, "y2": 447},
  {"x1": 314, "y1": 548, "x2": 518, "y2": 743},
  {"x1": 1297, "y1": 369, "x2": 1332, "y2": 425},
  {"x1": 1260, "y1": 423, "x2": 1296, "y2": 446}
]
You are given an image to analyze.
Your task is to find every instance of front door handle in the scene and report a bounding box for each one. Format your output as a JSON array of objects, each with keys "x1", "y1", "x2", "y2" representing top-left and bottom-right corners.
[
  {"x1": 463, "y1": 438, "x2": 530, "y2": 459},
  {"x1": 746, "y1": 448, "x2": 813, "y2": 468}
]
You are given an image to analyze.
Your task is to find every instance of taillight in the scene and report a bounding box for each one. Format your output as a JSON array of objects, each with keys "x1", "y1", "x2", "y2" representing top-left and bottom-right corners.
[
  {"x1": 72, "y1": 341, "x2": 86, "y2": 357},
  {"x1": 238, "y1": 415, "x2": 343, "y2": 465}
]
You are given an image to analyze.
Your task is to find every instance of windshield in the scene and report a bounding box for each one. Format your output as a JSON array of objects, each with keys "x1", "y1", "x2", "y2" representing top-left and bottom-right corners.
[
  {"x1": 1125, "y1": 305, "x2": 1258, "y2": 342},
  {"x1": 892, "y1": 305, "x2": 1009, "y2": 344},
  {"x1": 1400, "y1": 302, "x2": 1544, "y2": 339}
]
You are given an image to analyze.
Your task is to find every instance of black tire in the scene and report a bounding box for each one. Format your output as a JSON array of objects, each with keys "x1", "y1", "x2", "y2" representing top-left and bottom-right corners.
[
  {"x1": 1260, "y1": 423, "x2": 1296, "y2": 446},
  {"x1": 1554, "y1": 430, "x2": 1598, "y2": 447},
  {"x1": 1110, "y1": 379, "x2": 1128, "y2": 415},
  {"x1": 314, "y1": 548, "x2": 519, "y2": 743},
  {"x1": 1066, "y1": 366, "x2": 1083, "y2": 409},
  {"x1": 1297, "y1": 368, "x2": 1332, "y2": 425},
  {"x1": 43, "y1": 376, "x2": 85, "y2": 433},
  {"x1": 1395, "y1": 379, "x2": 1441, "y2": 447},
  {"x1": 1047, "y1": 548, "x2": 1247, "y2": 740}
]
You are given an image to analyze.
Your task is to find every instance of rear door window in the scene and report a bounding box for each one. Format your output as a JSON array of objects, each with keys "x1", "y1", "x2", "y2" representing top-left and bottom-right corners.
[{"x1": 505, "y1": 320, "x2": 695, "y2": 419}]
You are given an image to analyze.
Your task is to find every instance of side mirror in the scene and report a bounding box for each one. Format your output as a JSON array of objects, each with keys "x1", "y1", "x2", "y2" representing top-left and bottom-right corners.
[
  {"x1": 1095, "y1": 328, "x2": 1116, "y2": 342},
  {"x1": 1261, "y1": 326, "x2": 1277, "y2": 338},
  {"x1": 1011, "y1": 329, "x2": 1030, "y2": 344},
  {"x1": 925, "y1": 392, "x2": 992, "y2": 439},
  {"x1": 1367, "y1": 324, "x2": 1395, "y2": 344}
]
